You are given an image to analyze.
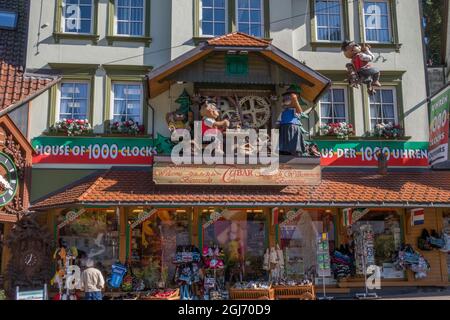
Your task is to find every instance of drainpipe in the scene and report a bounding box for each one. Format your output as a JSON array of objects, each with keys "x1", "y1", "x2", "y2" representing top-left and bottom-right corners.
[{"x1": 147, "y1": 100, "x2": 155, "y2": 138}]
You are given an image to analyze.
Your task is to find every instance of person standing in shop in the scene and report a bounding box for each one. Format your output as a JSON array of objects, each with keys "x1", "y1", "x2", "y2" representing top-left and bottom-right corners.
[{"x1": 80, "y1": 258, "x2": 105, "y2": 300}]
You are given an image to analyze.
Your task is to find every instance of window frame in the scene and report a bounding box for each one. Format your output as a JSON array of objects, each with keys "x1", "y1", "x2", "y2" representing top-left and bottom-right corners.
[
  {"x1": 53, "y1": 0, "x2": 99, "y2": 43},
  {"x1": 55, "y1": 80, "x2": 91, "y2": 122},
  {"x1": 110, "y1": 81, "x2": 145, "y2": 125},
  {"x1": 361, "y1": 0, "x2": 392, "y2": 44},
  {"x1": 106, "y1": 0, "x2": 152, "y2": 46},
  {"x1": 199, "y1": 0, "x2": 229, "y2": 37},
  {"x1": 357, "y1": 0, "x2": 401, "y2": 51},
  {"x1": 236, "y1": 0, "x2": 265, "y2": 38},
  {"x1": 113, "y1": 0, "x2": 146, "y2": 37},
  {"x1": 318, "y1": 86, "x2": 349, "y2": 126},
  {"x1": 194, "y1": 0, "x2": 270, "y2": 41},
  {"x1": 368, "y1": 86, "x2": 399, "y2": 131},
  {"x1": 61, "y1": 0, "x2": 95, "y2": 35},
  {"x1": 313, "y1": 0, "x2": 345, "y2": 43},
  {"x1": 310, "y1": 0, "x2": 349, "y2": 49}
]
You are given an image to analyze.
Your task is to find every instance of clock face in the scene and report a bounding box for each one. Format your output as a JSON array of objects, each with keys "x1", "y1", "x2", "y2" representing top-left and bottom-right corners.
[
  {"x1": 23, "y1": 251, "x2": 38, "y2": 267},
  {"x1": 0, "y1": 152, "x2": 18, "y2": 207}
]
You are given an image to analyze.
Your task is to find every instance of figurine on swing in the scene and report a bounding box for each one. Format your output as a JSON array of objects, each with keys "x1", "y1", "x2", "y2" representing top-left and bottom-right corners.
[{"x1": 341, "y1": 40, "x2": 381, "y2": 95}]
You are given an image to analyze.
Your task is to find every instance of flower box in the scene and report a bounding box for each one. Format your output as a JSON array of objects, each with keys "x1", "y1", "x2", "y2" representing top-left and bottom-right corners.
[
  {"x1": 110, "y1": 119, "x2": 146, "y2": 136},
  {"x1": 48, "y1": 119, "x2": 93, "y2": 136},
  {"x1": 371, "y1": 123, "x2": 404, "y2": 139},
  {"x1": 320, "y1": 122, "x2": 354, "y2": 140}
]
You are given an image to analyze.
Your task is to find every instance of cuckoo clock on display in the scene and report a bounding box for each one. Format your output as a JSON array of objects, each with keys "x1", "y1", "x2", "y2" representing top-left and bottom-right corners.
[
  {"x1": 5, "y1": 216, "x2": 54, "y2": 293},
  {"x1": 0, "y1": 117, "x2": 33, "y2": 218}
]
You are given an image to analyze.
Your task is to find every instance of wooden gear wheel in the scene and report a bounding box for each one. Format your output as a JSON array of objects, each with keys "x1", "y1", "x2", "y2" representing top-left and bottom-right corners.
[{"x1": 221, "y1": 96, "x2": 271, "y2": 129}]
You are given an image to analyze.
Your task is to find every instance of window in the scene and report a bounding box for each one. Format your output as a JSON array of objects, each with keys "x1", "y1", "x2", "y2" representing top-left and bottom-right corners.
[
  {"x1": 58, "y1": 82, "x2": 90, "y2": 120},
  {"x1": 315, "y1": 0, "x2": 343, "y2": 41},
  {"x1": 350, "y1": 210, "x2": 404, "y2": 279},
  {"x1": 363, "y1": 0, "x2": 391, "y2": 43},
  {"x1": 319, "y1": 87, "x2": 348, "y2": 124},
  {"x1": 0, "y1": 10, "x2": 18, "y2": 29},
  {"x1": 129, "y1": 209, "x2": 191, "y2": 287},
  {"x1": 111, "y1": 83, "x2": 143, "y2": 123},
  {"x1": 202, "y1": 208, "x2": 267, "y2": 281},
  {"x1": 115, "y1": 0, "x2": 145, "y2": 36},
  {"x1": 57, "y1": 210, "x2": 119, "y2": 276},
  {"x1": 369, "y1": 88, "x2": 397, "y2": 129},
  {"x1": 278, "y1": 209, "x2": 335, "y2": 281},
  {"x1": 62, "y1": 0, "x2": 94, "y2": 34},
  {"x1": 200, "y1": 0, "x2": 227, "y2": 36},
  {"x1": 237, "y1": 0, "x2": 264, "y2": 37}
]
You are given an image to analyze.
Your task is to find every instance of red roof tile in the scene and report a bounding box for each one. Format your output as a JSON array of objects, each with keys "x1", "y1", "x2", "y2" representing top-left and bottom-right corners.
[
  {"x1": 0, "y1": 0, "x2": 59, "y2": 110},
  {"x1": 207, "y1": 32, "x2": 271, "y2": 47},
  {"x1": 31, "y1": 169, "x2": 450, "y2": 209}
]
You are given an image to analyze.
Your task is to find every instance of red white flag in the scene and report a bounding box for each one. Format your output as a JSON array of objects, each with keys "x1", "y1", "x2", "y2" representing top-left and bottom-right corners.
[{"x1": 272, "y1": 207, "x2": 279, "y2": 225}]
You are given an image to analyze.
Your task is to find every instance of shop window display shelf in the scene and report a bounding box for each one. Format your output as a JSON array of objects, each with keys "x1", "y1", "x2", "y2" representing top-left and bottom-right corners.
[
  {"x1": 273, "y1": 284, "x2": 316, "y2": 300},
  {"x1": 229, "y1": 287, "x2": 275, "y2": 300}
]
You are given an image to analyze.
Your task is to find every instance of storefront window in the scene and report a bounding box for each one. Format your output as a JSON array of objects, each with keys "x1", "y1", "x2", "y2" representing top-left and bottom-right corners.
[
  {"x1": 278, "y1": 209, "x2": 335, "y2": 280},
  {"x1": 443, "y1": 212, "x2": 450, "y2": 281},
  {"x1": 128, "y1": 209, "x2": 191, "y2": 287},
  {"x1": 201, "y1": 209, "x2": 267, "y2": 282},
  {"x1": 350, "y1": 210, "x2": 403, "y2": 279},
  {"x1": 57, "y1": 209, "x2": 120, "y2": 276}
]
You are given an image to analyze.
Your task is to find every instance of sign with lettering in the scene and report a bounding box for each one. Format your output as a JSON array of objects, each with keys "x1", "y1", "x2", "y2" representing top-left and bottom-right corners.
[
  {"x1": 153, "y1": 163, "x2": 321, "y2": 186},
  {"x1": 280, "y1": 209, "x2": 304, "y2": 226},
  {"x1": 203, "y1": 210, "x2": 225, "y2": 229},
  {"x1": 429, "y1": 85, "x2": 450, "y2": 166},
  {"x1": 32, "y1": 137, "x2": 156, "y2": 166},
  {"x1": 130, "y1": 209, "x2": 158, "y2": 229},
  {"x1": 57, "y1": 209, "x2": 86, "y2": 230},
  {"x1": 316, "y1": 140, "x2": 429, "y2": 167}
]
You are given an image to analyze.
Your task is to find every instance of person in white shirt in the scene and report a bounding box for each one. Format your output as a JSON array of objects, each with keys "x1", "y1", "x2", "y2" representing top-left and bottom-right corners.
[{"x1": 81, "y1": 258, "x2": 105, "y2": 300}]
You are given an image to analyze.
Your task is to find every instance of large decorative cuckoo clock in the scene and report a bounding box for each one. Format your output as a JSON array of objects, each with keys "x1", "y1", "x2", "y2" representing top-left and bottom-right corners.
[{"x1": 0, "y1": 152, "x2": 18, "y2": 207}]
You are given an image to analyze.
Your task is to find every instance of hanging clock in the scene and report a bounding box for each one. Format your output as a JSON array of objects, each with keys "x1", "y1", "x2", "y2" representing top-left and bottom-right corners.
[{"x1": 0, "y1": 152, "x2": 18, "y2": 207}]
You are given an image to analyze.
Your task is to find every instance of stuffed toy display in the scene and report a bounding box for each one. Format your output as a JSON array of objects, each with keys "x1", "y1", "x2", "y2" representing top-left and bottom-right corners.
[
  {"x1": 166, "y1": 90, "x2": 194, "y2": 136},
  {"x1": 276, "y1": 85, "x2": 320, "y2": 157},
  {"x1": 341, "y1": 40, "x2": 381, "y2": 95}
]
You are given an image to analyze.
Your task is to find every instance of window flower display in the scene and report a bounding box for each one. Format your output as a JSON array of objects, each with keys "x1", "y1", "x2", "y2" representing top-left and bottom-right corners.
[
  {"x1": 110, "y1": 119, "x2": 145, "y2": 135},
  {"x1": 372, "y1": 122, "x2": 403, "y2": 139},
  {"x1": 320, "y1": 122, "x2": 354, "y2": 139},
  {"x1": 49, "y1": 118, "x2": 93, "y2": 136}
]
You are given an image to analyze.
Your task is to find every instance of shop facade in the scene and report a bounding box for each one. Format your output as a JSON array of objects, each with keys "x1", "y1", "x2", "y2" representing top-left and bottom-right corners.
[{"x1": 28, "y1": 166, "x2": 450, "y2": 298}]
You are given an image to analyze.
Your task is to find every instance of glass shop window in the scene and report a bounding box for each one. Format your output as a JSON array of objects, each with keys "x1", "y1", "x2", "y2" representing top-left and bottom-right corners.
[
  {"x1": 57, "y1": 209, "x2": 120, "y2": 275},
  {"x1": 443, "y1": 212, "x2": 450, "y2": 281},
  {"x1": 278, "y1": 209, "x2": 335, "y2": 280},
  {"x1": 350, "y1": 210, "x2": 404, "y2": 279},
  {"x1": 202, "y1": 209, "x2": 267, "y2": 282},
  {"x1": 128, "y1": 209, "x2": 191, "y2": 287}
]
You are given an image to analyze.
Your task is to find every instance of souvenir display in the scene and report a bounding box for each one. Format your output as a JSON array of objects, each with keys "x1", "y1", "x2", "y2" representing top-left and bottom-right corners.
[
  {"x1": 331, "y1": 247, "x2": 353, "y2": 279},
  {"x1": 108, "y1": 263, "x2": 127, "y2": 289},
  {"x1": 173, "y1": 245, "x2": 203, "y2": 300},
  {"x1": 394, "y1": 244, "x2": 431, "y2": 279},
  {"x1": 341, "y1": 41, "x2": 382, "y2": 95},
  {"x1": 354, "y1": 224, "x2": 375, "y2": 275},
  {"x1": 232, "y1": 281, "x2": 271, "y2": 290},
  {"x1": 263, "y1": 245, "x2": 284, "y2": 283},
  {"x1": 51, "y1": 239, "x2": 80, "y2": 300},
  {"x1": 202, "y1": 244, "x2": 226, "y2": 300},
  {"x1": 418, "y1": 229, "x2": 446, "y2": 251}
]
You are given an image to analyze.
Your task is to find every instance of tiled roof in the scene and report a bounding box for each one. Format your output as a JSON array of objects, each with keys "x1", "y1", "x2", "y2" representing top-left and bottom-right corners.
[
  {"x1": 0, "y1": 0, "x2": 59, "y2": 110},
  {"x1": 31, "y1": 169, "x2": 450, "y2": 209},
  {"x1": 207, "y1": 32, "x2": 271, "y2": 47}
]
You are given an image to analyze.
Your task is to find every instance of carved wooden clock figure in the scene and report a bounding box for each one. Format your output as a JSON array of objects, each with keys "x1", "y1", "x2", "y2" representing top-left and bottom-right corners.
[{"x1": 0, "y1": 152, "x2": 18, "y2": 207}]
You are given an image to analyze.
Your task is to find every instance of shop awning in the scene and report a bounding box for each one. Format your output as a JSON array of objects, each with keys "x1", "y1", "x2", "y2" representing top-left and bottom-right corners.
[
  {"x1": 30, "y1": 168, "x2": 450, "y2": 210},
  {"x1": 147, "y1": 32, "x2": 331, "y2": 104}
]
